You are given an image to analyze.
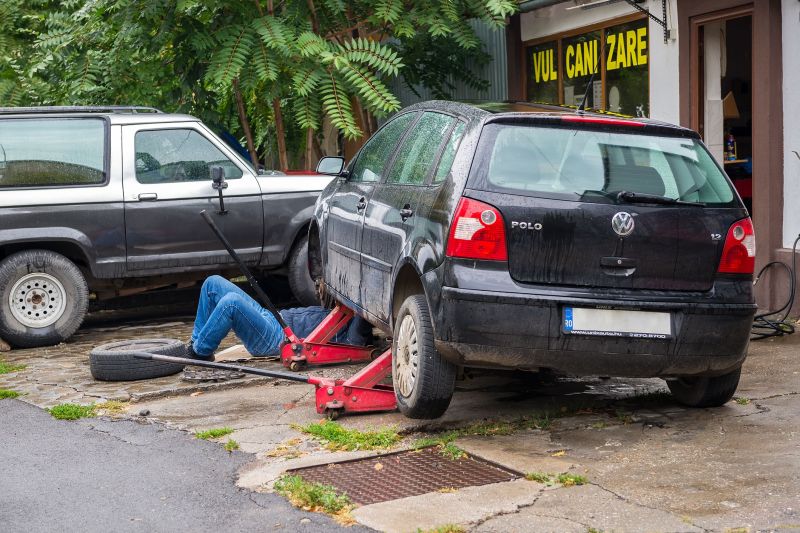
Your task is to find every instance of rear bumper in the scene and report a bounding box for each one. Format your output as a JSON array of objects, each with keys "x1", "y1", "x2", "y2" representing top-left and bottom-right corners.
[{"x1": 427, "y1": 262, "x2": 756, "y2": 378}]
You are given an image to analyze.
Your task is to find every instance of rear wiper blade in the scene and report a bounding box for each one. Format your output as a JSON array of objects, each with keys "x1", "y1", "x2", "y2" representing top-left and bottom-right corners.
[{"x1": 617, "y1": 191, "x2": 706, "y2": 207}]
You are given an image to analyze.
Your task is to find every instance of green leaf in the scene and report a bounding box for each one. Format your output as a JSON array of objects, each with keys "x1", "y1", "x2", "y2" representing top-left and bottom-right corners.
[{"x1": 319, "y1": 72, "x2": 360, "y2": 139}]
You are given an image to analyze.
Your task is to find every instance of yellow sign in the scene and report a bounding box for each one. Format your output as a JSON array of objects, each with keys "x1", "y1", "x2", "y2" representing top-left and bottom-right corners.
[
  {"x1": 532, "y1": 48, "x2": 557, "y2": 83},
  {"x1": 606, "y1": 27, "x2": 647, "y2": 71},
  {"x1": 565, "y1": 39, "x2": 599, "y2": 79}
]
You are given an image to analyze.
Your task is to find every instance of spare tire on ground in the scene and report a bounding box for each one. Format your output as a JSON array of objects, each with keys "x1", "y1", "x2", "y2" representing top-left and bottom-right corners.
[{"x1": 90, "y1": 338, "x2": 186, "y2": 381}]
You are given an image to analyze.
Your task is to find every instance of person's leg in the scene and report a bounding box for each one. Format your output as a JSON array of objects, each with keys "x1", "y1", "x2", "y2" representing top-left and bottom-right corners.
[
  {"x1": 192, "y1": 291, "x2": 284, "y2": 357},
  {"x1": 191, "y1": 276, "x2": 258, "y2": 346}
]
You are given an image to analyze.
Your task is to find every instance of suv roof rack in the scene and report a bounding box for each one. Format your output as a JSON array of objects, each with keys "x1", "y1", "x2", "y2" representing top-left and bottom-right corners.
[{"x1": 0, "y1": 106, "x2": 163, "y2": 115}]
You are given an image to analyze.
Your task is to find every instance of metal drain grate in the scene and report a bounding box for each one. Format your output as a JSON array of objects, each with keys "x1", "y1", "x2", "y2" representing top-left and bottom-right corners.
[{"x1": 287, "y1": 446, "x2": 522, "y2": 505}]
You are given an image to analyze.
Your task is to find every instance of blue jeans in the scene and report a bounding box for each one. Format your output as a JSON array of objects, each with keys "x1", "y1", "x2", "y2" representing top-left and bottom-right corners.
[{"x1": 191, "y1": 276, "x2": 284, "y2": 358}]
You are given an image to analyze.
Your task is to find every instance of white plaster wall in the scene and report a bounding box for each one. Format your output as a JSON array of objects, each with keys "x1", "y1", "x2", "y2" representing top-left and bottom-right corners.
[
  {"x1": 519, "y1": 0, "x2": 681, "y2": 125},
  {"x1": 782, "y1": 0, "x2": 800, "y2": 248}
]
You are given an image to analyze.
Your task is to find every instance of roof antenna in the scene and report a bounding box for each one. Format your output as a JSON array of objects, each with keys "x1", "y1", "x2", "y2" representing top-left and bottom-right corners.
[{"x1": 577, "y1": 36, "x2": 605, "y2": 113}]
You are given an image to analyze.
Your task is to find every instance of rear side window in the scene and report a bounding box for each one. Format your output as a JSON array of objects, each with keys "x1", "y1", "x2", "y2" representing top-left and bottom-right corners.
[
  {"x1": 350, "y1": 113, "x2": 416, "y2": 183},
  {"x1": 388, "y1": 112, "x2": 455, "y2": 185},
  {"x1": 135, "y1": 129, "x2": 243, "y2": 184},
  {"x1": 0, "y1": 118, "x2": 105, "y2": 188},
  {"x1": 433, "y1": 121, "x2": 466, "y2": 183},
  {"x1": 472, "y1": 123, "x2": 737, "y2": 206}
]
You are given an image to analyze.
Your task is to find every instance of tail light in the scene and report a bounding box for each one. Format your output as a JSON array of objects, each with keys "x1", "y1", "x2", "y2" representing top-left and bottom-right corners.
[
  {"x1": 717, "y1": 217, "x2": 756, "y2": 274},
  {"x1": 446, "y1": 197, "x2": 508, "y2": 261}
]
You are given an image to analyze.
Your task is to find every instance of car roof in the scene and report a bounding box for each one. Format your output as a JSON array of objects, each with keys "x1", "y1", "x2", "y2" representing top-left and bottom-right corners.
[
  {"x1": 403, "y1": 100, "x2": 697, "y2": 138},
  {"x1": 0, "y1": 106, "x2": 201, "y2": 125}
]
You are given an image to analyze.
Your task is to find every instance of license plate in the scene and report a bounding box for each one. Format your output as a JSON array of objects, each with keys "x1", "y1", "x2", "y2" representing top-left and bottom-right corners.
[{"x1": 563, "y1": 307, "x2": 671, "y2": 339}]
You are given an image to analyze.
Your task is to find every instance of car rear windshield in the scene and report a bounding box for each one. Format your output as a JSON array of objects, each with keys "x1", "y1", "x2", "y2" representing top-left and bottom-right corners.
[{"x1": 470, "y1": 123, "x2": 738, "y2": 206}]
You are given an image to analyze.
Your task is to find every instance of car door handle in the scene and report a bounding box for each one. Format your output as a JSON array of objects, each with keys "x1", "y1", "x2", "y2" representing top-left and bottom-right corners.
[
  {"x1": 399, "y1": 207, "x2": 414, "y2": 220},
  {"x1": 356, "y1": 197, "x2": 367, "y2": 211},
  {"x1": 138, "y1": 193, "x2": 158, "y2": 201}
]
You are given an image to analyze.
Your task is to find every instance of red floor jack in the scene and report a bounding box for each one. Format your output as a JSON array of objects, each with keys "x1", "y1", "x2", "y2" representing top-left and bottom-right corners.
[{"x1": 134, "y1": 210, "x2": 396, "y2": 420}]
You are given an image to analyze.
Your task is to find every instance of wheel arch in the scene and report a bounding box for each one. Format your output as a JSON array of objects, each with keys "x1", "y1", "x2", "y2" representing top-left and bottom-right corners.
[
  {"x1": 0, "y1": 240, "x2": 93, "y2": 275},
  {"x1": 390, "y1": 261, "x2": 427, "y2": 330}
]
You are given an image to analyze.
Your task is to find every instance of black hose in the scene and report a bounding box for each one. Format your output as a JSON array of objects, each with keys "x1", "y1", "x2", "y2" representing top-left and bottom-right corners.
[{"x1": 751, "y1": 234, "x2": 800, "y2": 340}]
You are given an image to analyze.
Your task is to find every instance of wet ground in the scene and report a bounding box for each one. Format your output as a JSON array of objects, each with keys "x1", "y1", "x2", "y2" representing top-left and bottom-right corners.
[{"x1": 2, "y1": 296, "x2": 799, "y2": 532}]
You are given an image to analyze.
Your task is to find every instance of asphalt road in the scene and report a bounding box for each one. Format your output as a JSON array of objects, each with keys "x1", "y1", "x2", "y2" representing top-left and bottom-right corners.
[{"x1": 0, "y1": 400, "x2": 368, "y2": 533}]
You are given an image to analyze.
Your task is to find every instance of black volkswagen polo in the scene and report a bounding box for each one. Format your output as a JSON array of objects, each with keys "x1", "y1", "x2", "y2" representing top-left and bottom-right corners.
[{"x1": 310, "y1": 101, "x2": 756, "y2": 419}]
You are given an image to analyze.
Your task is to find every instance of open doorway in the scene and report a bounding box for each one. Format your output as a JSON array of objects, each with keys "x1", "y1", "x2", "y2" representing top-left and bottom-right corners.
[{"x1": 694, "y1": 12, "x2": 753, "y2": 213}]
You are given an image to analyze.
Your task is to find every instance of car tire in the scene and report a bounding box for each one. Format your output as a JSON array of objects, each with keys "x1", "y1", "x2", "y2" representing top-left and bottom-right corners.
[
  {"x1": 288, "y1": 234, "x2": 319, "y2": 307},
  {"x1": 392, "y1": 294, "x2": 456, "y2": 419},
  {"x1": 0, "y1": 250, "x2": 89, "y2": 348},
  {"x1": 90, "y1": 338, "x2": 186, "y2": 381},
  {"x1": 666, "y1": 367, "x2": 742, "y2": 407}
]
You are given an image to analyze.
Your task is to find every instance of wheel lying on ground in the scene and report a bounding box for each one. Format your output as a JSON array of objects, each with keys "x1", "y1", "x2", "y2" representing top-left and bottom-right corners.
[
  {"x1": 665, "y1": 367, "x2": 742, "y2": 407},
  {"x1": 287, "y1": 234, "x2": 319, "y2": 307},
  {"x1": 0, "y1": 250, "x2": 89, "y2": 348},
  {"x1": 90, "y1": 338, "x2": 186, "y2": 381},
  {"x1": 392, "y1": 294, "x2": 456, "y2": 419}
]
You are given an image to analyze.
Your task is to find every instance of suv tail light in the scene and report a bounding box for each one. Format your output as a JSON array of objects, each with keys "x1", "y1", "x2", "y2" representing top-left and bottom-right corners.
[
  {"x1": 446, "y1": 197, "x2": 508, "y2": 261},
  {"x1": 717, "y1": 217, "x2": 756, "y2": 274}
]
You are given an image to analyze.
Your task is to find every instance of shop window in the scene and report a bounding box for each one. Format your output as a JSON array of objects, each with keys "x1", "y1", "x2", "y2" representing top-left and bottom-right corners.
[
  {"x1": 526, "y1": 40, "x2": 559, "y2": 103},
  {"x1": 605, "y1": 18, "x2": 649, "y2": 117},
  {"x1": 562, "y1": 31, "x2": 601, "y2": 108},
  {"x1": 524, "y1": 16, "x2": 649, "y2": 117}
]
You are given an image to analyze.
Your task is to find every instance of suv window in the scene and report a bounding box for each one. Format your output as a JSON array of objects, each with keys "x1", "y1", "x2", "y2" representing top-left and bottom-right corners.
[
  {"x1": 350, "y1": 113, "x2": 416, "y2": 183},
  {"x1": 388, "y1": 112, "x2": 455, "y2": 185},
  {"x1": 0, "y1": 118, "x2": 105, "y2": 188},
  {"x1": 473, "y1": 124, "x2": 737, "y2": 206},
  {"x1": 134, "y1": 129, "x2": 243, "y2": 184}
]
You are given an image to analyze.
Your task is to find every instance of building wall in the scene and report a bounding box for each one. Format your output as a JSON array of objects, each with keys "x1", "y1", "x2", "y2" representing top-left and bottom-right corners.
[{"x1": 782, "y1": 0, "x2": 800, "y2": 249}]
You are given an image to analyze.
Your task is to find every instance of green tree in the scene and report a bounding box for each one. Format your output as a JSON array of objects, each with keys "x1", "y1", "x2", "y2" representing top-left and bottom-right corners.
[{"x1": 3, "y1": 1, "x2": 517, "y2": 169}]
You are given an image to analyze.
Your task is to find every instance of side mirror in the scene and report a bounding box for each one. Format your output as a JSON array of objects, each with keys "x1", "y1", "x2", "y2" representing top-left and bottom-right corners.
[
  {"x1": 210, "y1": 166, "x2": 228, "y2": 214},
  {"x1": 211, "y1": 166, "x2": 228, "y2": 190},
  {"x1": 316, "y1": 156, "x2": 345, "y2": 176}
]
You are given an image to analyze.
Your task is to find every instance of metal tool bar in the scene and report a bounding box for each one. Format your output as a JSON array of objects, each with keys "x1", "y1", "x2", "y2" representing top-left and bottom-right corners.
[{"x1": 132, "y1": 352, "x2": 310, "y2": 383}]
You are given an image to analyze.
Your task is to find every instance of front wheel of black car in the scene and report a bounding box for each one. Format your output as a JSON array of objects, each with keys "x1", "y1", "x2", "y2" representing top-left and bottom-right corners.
[
  {"x1": 393, "y1": 294, "x2": 456, "y2": 419},
  {"x1": 0, "y1": 250, "x2": 89, "y2": 348},
  {"x1": 666, "y1": 367, "x2": 742, "y2": 407},
  {"x1": 288, "y1": 234, "x2": 319, "y2": 307}
]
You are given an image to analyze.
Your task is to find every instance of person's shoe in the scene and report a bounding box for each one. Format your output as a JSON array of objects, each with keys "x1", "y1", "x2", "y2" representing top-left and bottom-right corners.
[{"x1": 185, "y1": 342, "x2": 215, "y2": 362}]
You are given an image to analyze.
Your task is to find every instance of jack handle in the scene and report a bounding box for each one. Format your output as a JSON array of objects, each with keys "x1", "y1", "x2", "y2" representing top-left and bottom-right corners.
[
  {"x1": 133, "y1": 352, "x2": 312, "y2": 383},
  {"x1": 200, "y1": 210, "x2": 297, "y2": 341}
]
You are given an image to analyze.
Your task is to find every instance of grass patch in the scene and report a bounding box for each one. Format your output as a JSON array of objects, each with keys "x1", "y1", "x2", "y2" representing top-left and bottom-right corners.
[
  {"x1": 195, "y1": 427, "x2": 234, "y2": 440},
  {"x1": 416, "y1": 525, "x2": 466, "y2": 533},
  {"x1": 734, "y1": 397, "x2": 751, "y2": 405},
  {"x1": 274, "y1": 475, "x2": 353, "y2": 522},
  {"x1": 591, "y1": 421, "x2": 607, "y2": 430},
  {"x1": 224, "y1": 439, "x2": 240, "y2": 452},
  {"x1": 614, "y1": 410, "x2": 633, "y2": 424},
  {"x1": 0, "y1": 389, "x2": 20, "y2": 400},
  {"x1": 96, "y1": 400, "x2": 128, "y2": 415},
  {"x1": 439, "y1": 442, "x2": 467, "y2": 460},
  {"x1": 48, "y1": 403, "x2": 96, "y2": 420},
  {"x1": 524, "y1": 471, "x2": 588, "y2": 487},
  {"x1": 295, "y1": 420, "x2": 400, "y2": 451},
  {"x1": 557, "y1": 472, "x2": 588, "y2": 487},
  {"x1": 0, "y1": 360, "x2": 26, "y2": 374}
]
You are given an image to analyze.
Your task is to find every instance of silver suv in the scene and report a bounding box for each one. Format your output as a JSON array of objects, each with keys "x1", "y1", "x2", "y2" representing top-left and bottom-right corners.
[{"x1": 0, "y1": 106, "x2": 332, "y2": 348}]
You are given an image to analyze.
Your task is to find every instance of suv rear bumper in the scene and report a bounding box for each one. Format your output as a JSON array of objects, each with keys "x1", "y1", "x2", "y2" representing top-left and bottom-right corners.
[{"x1": 427, "y1": 263, "x2": 756, "y2": 378}]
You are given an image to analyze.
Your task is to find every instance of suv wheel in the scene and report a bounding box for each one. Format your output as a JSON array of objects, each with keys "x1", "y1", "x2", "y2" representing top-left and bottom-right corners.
[
  {"x1": 666, "y1": 367, "x2": 742, "y2": 407},
  {"x1": 0, "y1": 250, "x2": 89, "y2": 348},
  {"x1": 287, "y1": 234, "x2": 319, "y2": 307},
  {"x1": 393, "y1": 294, "x2": 456, "y2": 419}
]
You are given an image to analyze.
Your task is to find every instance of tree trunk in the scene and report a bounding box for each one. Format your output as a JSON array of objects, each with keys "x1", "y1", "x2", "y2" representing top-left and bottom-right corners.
[
  {"x1": 305, "y1": 128, "x2": 315, "y2": 171},
  {"x1": 272, "y1": 97, "x2": 289, "y2": 171},
  {"x1": 233, "y1": 79, "x2": 260, "y2": 170}
]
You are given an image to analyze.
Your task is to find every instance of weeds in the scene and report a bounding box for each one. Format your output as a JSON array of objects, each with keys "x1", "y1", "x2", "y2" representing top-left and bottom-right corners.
[
  {"x1": 96, "y1": 400, "x2": 128, "y2": 415},
  {"x1": 195, "y1": 427, "x2": 234, "y2": 440},
  {"x1": 416, "y1": 525, "x2": 466, "y2": 533},
  {"x1": 0, "y1": 389, "x2": 20, "y2": 400},
  {"x1": 439, "y1": 443, "x2": 467, "y2": 460},
  {"x1": 274, "y1": 475, "x2": 353, "y2": 522},
  {"x1": 266, "y1": 438, "x2": 305, "y2": 459},
  {"x1": 224, "y1": 439, "x2": 240, "y2": 452},
  {"x1": 614, "y1": 410, "x2": 633, "y2": 424},
  {"x1": 48, "y1": 403, "x2": 96, "y2": 420},
  {"x1": 295, "y1": 420, "x2": 400, "y2": 451},
  {"x1": 734, "y1": 397, "x2": 751, "y2": 405},
  {"x1": 0, "y1": 360, "x2": 25, "y2": 374},
  {"x1": 525, "y1": 471, "x2": 588, "y2": 487}
]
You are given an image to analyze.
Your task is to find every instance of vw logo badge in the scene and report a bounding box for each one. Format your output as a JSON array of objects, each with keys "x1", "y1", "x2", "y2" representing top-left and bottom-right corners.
[{"x1": 611, "y1": 212, "x2": 635, "y2": 236}]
